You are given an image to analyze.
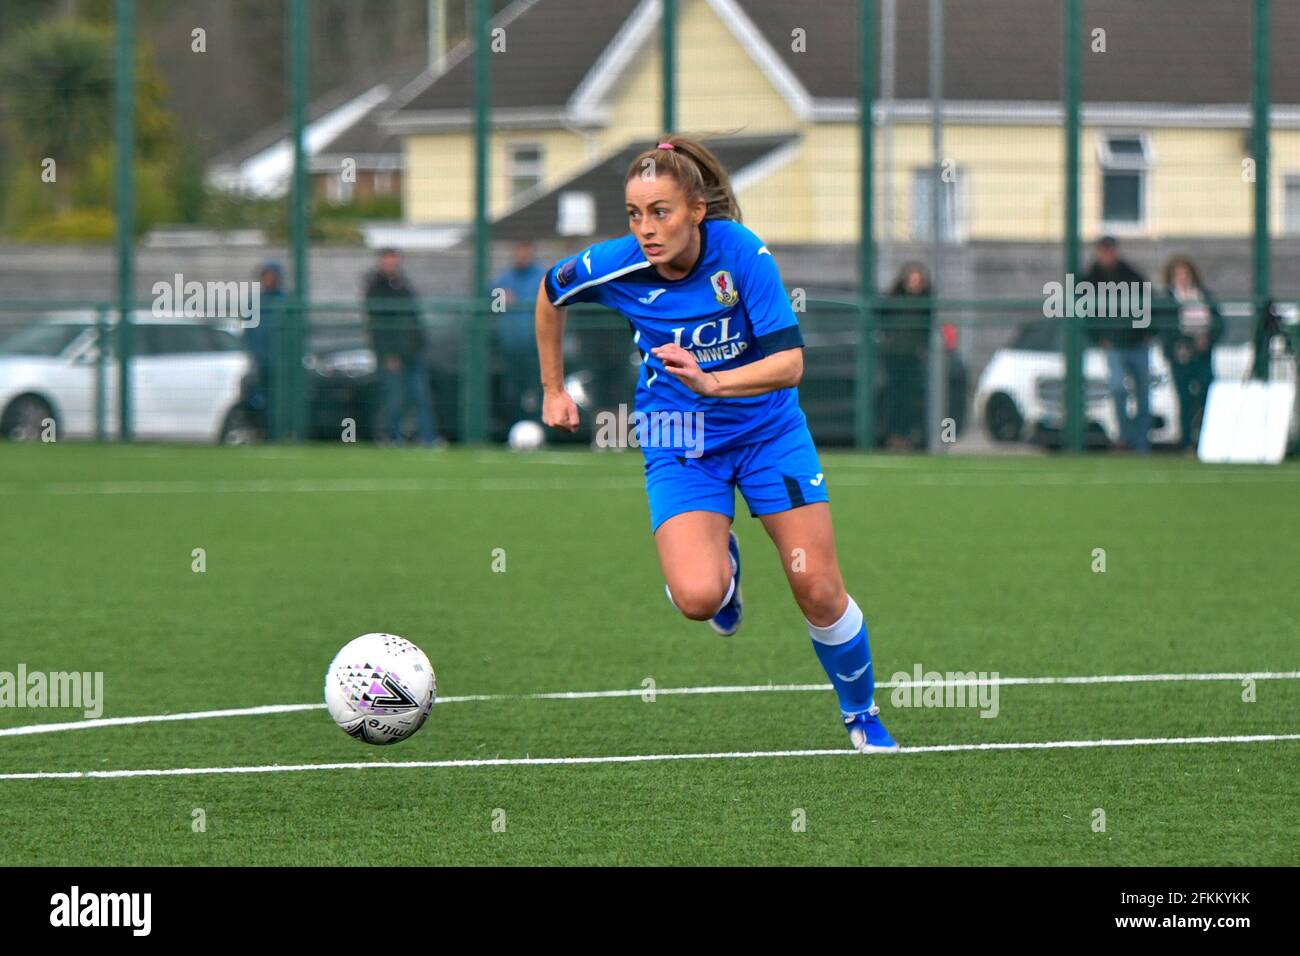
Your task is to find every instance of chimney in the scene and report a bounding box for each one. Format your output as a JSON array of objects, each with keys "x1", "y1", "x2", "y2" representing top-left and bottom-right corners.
[{"x1": 428, "y1": 0, "x2": 447, "y2": 69}]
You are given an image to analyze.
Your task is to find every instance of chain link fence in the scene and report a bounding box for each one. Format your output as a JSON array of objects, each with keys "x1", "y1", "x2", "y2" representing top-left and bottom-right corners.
[{"x1": 1, "y1": 0, "x2": 1296, "y2": 453}]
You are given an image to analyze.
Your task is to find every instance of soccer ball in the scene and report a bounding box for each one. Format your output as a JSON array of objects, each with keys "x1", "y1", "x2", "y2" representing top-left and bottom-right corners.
[
  {"x1": 324, "y1": 633, "x2": 437, "y2": 745},
  {"x1": 508, "y1": 419, "x2": 546, "y2": 451}
]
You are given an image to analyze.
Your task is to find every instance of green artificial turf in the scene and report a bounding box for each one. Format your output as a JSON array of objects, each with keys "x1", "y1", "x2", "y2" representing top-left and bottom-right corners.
[{"x1": 1, "y1": 444, "x2": 1297, "y2": 865}]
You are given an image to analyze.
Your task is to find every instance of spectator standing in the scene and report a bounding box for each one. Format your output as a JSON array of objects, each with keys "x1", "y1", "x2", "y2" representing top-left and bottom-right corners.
[
  {"x1": 1084, "y1": 236, "x2": 1151, "y2": 453},
  {"x1": 878, "y1": 263, "x2": 932, "y2": 449},
  {"x1": 1160, "y1": 255, "x2": 1223, "y2": 451},
  {"x1": 491, "y1": 241, "x2": 547, "y2": 425},
  {"x1": 244, "y1": 261, "x2": 285, "y2": 438},
  {"x1": 363, "y1": 249, "x2": 438, "y2": 446}
]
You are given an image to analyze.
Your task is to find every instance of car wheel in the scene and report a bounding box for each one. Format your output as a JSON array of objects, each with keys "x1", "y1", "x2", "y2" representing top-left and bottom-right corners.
[
  {"x1": 1, "y1": 395, "x2": 55, "y2": 442},
  {"x1": 219, "y1": 405, "x2": 260, "y2": 445},
  {"x1": 984, "y1": 392, "x2": 1023, "y2": 443}
]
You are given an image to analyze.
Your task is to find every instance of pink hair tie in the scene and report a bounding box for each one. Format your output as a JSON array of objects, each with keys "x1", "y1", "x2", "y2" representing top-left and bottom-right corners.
[{"x1": 657, "y1": 142, "x2": 675, "y2": 150}]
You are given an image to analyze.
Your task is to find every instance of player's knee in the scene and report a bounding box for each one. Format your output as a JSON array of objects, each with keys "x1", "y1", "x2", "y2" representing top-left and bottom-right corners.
[
  {"x1": 671, "y1": 583, "x2": 727, "y2": 621},
  {"x1": 797, "y1": 575, "x2": 846, "y2": 624}
]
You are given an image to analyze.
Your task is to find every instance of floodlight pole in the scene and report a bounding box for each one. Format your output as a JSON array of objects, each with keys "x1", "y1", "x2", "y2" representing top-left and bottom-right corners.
[
  {"x1": 856, "y1": 0, "x2": 878, "y2": 450},
  {"x1": 1063, "y1": 0, "x2": 1084, "y2": 452},
  {"x1": 114, "y1": 0, "x2": 136, "y2": 441},
  {"x1": 926, "y1": 0, "x2": 946, "y2": 453},
  {"x1": 1251, "y1": 0, "x2": 1271, "y2": 379},
  {"x1": 463, "y1": 0, "x2": 492, "y2": 443},
  {"x1": 288, "y1": 0, "x2": 311, "y2": 441},
  {"x1": 662, "y1": 0, "x2": 677, "y2": 133}
]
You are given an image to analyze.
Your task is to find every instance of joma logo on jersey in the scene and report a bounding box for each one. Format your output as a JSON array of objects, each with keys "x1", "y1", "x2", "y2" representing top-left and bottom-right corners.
[
  {"x1": 710, "y1": 270, "x2": 740, "y2": 306},
  {"x1": 670, "y1": 317, "x2": 748, "y2": 364}
]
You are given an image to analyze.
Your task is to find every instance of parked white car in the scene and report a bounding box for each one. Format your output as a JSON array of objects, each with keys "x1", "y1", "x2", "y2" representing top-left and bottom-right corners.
[
  {"x1": 0, "y1": 311, "x2": 255, "y2": 443},
  {"x1": 974, "y1": 306, "x2": 1296, "y2": 447}
]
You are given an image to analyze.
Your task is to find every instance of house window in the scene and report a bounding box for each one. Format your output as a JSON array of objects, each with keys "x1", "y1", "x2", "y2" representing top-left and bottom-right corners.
[
  {"x1": 911, "y1": 165, "x2": 964, "y2": 242},
  {"x1": 373, "y1": 171, "x2": 395, "y2": 196},
  {"x1": 1098, "y1": 134, "x2": 1152, "y2": 230},
  {"x1": 1284, "y1": 175, "x2": 1300, "y2": 235},
  {"x1": 507, "y1": 143, "x2": 544, "y2": 200},
  {"x1": 557, "y1": 191, "x2": 596, "y2": 236}
]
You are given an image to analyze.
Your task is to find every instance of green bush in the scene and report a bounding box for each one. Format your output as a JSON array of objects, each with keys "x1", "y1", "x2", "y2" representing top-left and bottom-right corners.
[
  {"x1": 317, "y1": 194, "x2": 402, "y2": 222},
  {"x1": 0, "y1": 19, "x2": 198, "y2": 239},
  {"x1": 20, "y1": 207, "x2": 115, "y2": 242}
]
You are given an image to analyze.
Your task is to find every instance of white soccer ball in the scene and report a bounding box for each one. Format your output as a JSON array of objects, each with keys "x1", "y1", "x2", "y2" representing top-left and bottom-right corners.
[
  {"x1": 325, "y1": 633, "x2": 437, "y2": 745},
  {"x1": 508, "y1": 419, "x2": 546, "y2": 451}
]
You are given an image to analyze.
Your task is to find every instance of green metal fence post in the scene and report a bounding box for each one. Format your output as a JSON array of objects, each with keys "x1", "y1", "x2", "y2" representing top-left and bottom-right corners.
[
  {"x1": 662, "y1": 0, "x2": 677, "y2": 134},
  {"x1": 1063, "y1": 0, "x2": 1084, "y2": 453},
  {"x1": 288, "y1": 0, "x2": 310, "y2": 440},
  {"x1": 855, "y1": 0, "x2": 877, "y2": 451},
  {"x1": 463, "y1": 0, "x2": 492, "y2": 444},
  {"x1": 114, "y1": 0, "x2": 135, "y2": 442},
  {"x1": 1251, "y1": 0, "x2": 1271, "y2": 380},
  {"x1": 95, "y1": 303, "x2": 109, "y2": 442}
]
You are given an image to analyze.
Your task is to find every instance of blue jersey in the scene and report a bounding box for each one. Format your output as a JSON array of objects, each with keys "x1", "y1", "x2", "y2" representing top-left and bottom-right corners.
[{"x1": 543, "y1": 218, "x2": 806, "y2": 454}]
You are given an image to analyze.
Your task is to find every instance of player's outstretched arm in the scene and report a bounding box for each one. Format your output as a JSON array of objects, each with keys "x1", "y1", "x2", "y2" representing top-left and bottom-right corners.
[
  {"x1": 651, "y1": 341, "x2": 803, "y2": 398},
  {"x1": 535, "y1": 276, "x2": 580, "y2": 431}
]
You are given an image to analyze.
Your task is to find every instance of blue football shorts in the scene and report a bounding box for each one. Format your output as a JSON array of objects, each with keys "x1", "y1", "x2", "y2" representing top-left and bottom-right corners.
[{"x1": 643, "y1": 422, "x2": 829, "y2": 533}]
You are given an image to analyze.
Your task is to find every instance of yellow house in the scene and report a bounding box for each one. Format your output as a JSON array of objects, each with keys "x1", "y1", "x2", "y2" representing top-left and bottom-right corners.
[{"x1": 382, "y1": 0, "x2": 1300, "y2": 244}]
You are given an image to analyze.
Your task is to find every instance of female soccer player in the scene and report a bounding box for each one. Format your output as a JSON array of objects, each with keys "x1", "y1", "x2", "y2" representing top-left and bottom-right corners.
[{"x1": 533, "y1": 136, "x2": 898, "y2": 753}]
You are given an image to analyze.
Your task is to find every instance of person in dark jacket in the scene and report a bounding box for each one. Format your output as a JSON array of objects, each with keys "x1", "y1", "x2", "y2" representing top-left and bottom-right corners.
[
  {"x1": 878, "y1": 263, "x2": 932, "y2": 449},
  {"x1": 1159, "y1": 255, "x2": 1223, "y2": 450},
  {"x1": 1083, "y1": 236, "x2": 1151, "y2": 452},
  {"x1": 363, "y1": 249, "x2": 437, "y2": 446}
]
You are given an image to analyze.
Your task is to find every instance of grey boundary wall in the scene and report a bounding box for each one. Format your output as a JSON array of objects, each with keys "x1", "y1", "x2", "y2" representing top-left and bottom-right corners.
[{"x1": 5, "y1": 237, "x2": 1297, "y2": 301}]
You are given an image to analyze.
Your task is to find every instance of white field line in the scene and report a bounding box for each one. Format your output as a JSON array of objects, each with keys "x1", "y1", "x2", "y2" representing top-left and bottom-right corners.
[
  {"x1": 0, "y1": 703, "x2": 325, "y2": 738},
  {"x1": 3, "y1": 733, "x2": 1299, "y2": 781},
  {"x1": 472, "y1": 452, "x2": 597, "y2": 466},
  {"x1": 0, "y1": 477, "x2": 645, "y2": 496},
  {"x1": 0, "y1": 468, "x2": 1296, "y2": 497},
  {"x1": 1, "y1": 671, "x2": 1297, "y2": 739}
]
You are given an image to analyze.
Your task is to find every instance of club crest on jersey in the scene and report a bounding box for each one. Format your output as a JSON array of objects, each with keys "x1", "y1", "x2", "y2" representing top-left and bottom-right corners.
[
  {"x1": 710, "y1": 270, "x2": 739, "y2": 306},
  {"x1": 555, "y1": 259, "x2": 578, "y2": 288}
]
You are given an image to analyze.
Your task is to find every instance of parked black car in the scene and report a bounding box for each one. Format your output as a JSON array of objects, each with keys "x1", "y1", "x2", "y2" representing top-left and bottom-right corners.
[
  {"x1": 303, "y1": 309, "x2": 638, "y2": 443},
  {"x1": 300, "y1": 302, "x2": 965, "y2": 447},
  {"x1": 795, "y1": 303, "x2": 969, "y2": 447}
]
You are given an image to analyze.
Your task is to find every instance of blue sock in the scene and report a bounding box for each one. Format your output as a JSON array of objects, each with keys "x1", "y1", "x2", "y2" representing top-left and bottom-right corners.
[{"x1": 808, "y1": 596, "x2": 876, "y2": 717}]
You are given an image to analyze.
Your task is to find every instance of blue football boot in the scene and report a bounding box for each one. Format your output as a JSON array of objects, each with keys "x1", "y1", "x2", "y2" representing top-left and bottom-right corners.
[
  {"x1": 708, "y1": 530, "x2": 743, "y2": 636},
  {"x1": 844, "y1": 704, "x2": 900, "y2": 753}
]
